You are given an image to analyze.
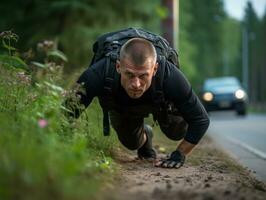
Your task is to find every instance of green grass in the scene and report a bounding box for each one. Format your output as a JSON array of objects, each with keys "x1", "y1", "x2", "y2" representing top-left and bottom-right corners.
[
  {"x1": 248, "y1": 104, "x2": 266, "y2": 114},
  {"x1": 0, "y1": 64, "x2": 119, "y2": 200}
]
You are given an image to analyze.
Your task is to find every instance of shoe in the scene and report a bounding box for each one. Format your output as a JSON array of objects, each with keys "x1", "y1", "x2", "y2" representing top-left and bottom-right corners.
[{"x1": 137, "y1": 124, "x2": 157, "y2": 160}]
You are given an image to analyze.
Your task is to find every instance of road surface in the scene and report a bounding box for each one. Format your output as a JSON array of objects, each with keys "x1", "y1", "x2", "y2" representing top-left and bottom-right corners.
[{"x1": 208, "y1": 111, "x2": 266, "y2": 182}]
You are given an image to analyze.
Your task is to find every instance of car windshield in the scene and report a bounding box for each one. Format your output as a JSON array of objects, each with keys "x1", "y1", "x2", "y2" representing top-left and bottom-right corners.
[{"x1": 204, "y1": 77, "x2": 240, "y2": 90}]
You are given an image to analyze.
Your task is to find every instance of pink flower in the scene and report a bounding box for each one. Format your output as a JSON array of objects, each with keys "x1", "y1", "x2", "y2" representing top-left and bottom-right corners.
[{"x1": 38, "y1": 119, "x2": 48, "y2": 128}]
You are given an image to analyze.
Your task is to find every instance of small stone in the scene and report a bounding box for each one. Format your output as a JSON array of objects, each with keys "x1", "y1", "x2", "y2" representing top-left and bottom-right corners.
[
  {"x1": 159, "y1": 147, "x2": 166, "y2": 153},
  {"x1": 224, "y1": 190, "x2": 231, "y2": 195},
  {"x1": 166, "y1": 182, "x2": 172, "y2": 190},
  {"x1": 137, "y1": 182, "x2": 144, "y2": 186},
  {"x1": 152, "y1": 187, "x2": 161, "y2": 197},
  {"x1": 154, "y1": 172, "x2": 161, "y2": 176},
  {"x1": 186, "y1": 178, "x2": 192, "y2": 182},
  {"x1": 164, "y1": 175, "x2": 170, "y2": 178}
]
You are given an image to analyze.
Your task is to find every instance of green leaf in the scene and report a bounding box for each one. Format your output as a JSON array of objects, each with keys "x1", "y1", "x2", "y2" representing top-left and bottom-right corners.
[
  {"x1": 60, "y1": 105, "x2": 72, "y2": 113},
  {"x1": 47, "y1": 50, "x2": 68, "y2": 62},
  {"x1": 11, "y1": 56, "x2": 28, "y2": 68},
  {"x1": 31, "y1": 61, "x2": 46, "y2": 68},
  {"x1": 155, "y1": 6, "x2": 168, "y2": 19},
  {"x1": 0, "y1": 55, "x2": 27, "y2": 70},
  {"x1": 2, "y1": 40, "x2": 16, "y2": 51},
  {"x1": 43, "y1": 81, "x2": 64, "y2": 92}
]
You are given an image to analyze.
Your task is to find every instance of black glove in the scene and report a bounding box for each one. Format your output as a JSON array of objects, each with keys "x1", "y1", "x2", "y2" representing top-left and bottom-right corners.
[{"x1": 155, "y1": 150, "x2": 185, "y2": 168}]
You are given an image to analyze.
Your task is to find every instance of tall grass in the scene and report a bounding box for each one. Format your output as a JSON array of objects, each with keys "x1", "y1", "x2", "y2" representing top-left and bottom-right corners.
[{"x1": 0, "y1": 31, "x2": 118, "y2": 200}]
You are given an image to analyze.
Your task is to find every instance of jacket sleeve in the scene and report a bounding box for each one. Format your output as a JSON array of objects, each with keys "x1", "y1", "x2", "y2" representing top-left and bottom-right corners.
[
  {"x1": 164, "y1": 62, "x2": 210, "y2": 144},
  {"x1": 63, "y1": 59, "x2": 105, "y2": 119}
]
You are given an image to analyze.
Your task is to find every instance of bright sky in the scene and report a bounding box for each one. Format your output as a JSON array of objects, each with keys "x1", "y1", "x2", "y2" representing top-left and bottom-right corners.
[{"x1": 224, "y1": 0, "x2": 266, "y2": 20}]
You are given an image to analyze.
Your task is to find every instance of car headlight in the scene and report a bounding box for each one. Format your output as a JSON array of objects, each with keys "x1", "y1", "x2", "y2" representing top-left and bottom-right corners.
[
  {"x1": 203, "y1": 92, "x2": 213, "y2": 101},
  {"x1": 235, "y1": 89, "x2": 245, "y2": 99}
]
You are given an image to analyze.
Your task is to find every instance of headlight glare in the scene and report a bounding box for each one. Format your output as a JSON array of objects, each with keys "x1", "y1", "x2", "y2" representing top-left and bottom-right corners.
[
  {"x1": 203, "y1": 92, "x2": 213, "y2": 101},
  {"x1": 235, "y1": 89, "x2": 245, "y2": 99}
]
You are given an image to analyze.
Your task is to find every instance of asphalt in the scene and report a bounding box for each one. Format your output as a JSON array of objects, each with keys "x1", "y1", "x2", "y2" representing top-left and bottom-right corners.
[{"x1": 207, "y1": 111, "x2": 266, "y2": 182}]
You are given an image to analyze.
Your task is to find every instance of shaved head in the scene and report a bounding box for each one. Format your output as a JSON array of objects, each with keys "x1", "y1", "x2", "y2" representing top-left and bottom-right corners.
[{"x1": 119, "y1": 38, "x2": 157, "y2": 66}]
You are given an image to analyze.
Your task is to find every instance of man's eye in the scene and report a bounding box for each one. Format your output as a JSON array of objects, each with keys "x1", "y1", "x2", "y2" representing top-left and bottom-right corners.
[
  {"x1": 140, "y1": 74, "x2": 148, "y2": 79},
  {"x1": 126, "y1": 73, "x2": 134, "y2": 78}
]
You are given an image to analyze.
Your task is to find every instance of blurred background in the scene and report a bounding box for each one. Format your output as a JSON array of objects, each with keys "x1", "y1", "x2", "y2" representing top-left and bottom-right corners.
[{"x1": 0, "y1": 0, "x2": 266, "y2": 108}]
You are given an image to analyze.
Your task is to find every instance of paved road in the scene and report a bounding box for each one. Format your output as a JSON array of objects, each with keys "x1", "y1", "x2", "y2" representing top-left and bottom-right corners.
[{"x1": 207, "y1": 111, "x2": 266, "y2": 182}]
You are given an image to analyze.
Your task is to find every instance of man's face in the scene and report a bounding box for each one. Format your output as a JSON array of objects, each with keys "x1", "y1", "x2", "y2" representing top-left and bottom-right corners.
[{"x1": 116, "y1": 58, "x2": 158, "y2": 99}]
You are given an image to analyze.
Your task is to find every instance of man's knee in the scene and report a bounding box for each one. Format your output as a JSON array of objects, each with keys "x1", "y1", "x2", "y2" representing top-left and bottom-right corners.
[
  {"x1": 160, "y1": 125, "x2": 187, "y2": 140},
  {"x1": 159, "y1": 115, "x2": 188, "y2": 141},
  {"x1": 109, "y1": 111, "x2": 144, "y2": 150},
  {"x1": 114, "y1": 129, "x2": 144, "y2": 150},
  {"x1": 119, "y1": 138, "x2": 142, "y2": 150},
  {"x1": 113, "y1": 128, "x2": 145, "y2": 150},
  {"x1": 117, "y1": 130, "x2": 145, "y2": 150}
]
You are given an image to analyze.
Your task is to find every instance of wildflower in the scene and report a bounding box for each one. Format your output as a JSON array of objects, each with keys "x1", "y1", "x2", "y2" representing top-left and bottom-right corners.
[
  {"x1": 37, "y1": 40, "x2": 54, "y2": 52},
  {"x1": 38, "y1": 119, "x2": 48, "y2": 128},
  {"x1": 16, "y1": 72, "x2": 31, "y2": 85},
  {"x1": 61, "y1": 90, "x2": 68, "y2": 97},
  {"x1": 0, "y1": 30, "x2": 19, "y2": 41}
]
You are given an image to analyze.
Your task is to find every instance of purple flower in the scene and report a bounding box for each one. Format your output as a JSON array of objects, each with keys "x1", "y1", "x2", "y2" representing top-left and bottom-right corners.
[{"x1": 38, "y1": 119, "x2": 48, "y2": 128}]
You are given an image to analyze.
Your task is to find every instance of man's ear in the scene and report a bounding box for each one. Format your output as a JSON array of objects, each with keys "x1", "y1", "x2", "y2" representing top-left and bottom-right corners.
[
  {"x1": 153, "y1": 62, "x2": 159, "y2": 76},
  {"x1": 116, "y1": 60, "x2": 121, "y2": 74}
]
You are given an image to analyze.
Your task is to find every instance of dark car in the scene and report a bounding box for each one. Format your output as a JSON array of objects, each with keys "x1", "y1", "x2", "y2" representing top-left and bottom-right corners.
[{"x1": 201, "y1": 76, "x2": 248, "y2": 116}]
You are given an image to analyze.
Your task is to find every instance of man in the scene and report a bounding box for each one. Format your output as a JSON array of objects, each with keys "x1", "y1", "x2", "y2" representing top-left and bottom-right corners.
[{"x1": 65, "y1": 36, "x2": 209, "y2": 169}]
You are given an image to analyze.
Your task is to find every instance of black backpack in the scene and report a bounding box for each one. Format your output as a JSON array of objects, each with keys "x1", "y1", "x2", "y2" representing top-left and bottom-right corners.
[
  {"x1": 91, "y1": 27, "x2": 179, "y2": 68},
  {"x1": 90, "y1": 27, "x2": 180, "y2": 136}
]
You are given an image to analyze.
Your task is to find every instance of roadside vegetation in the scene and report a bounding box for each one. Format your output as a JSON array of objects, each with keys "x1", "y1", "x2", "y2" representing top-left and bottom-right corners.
[
  {"x1": 0, "y1": 31, "x2": 119, "y2": 200},
  {"x1": 248, "y1": 103, "x2": 266, "y2": 114}
]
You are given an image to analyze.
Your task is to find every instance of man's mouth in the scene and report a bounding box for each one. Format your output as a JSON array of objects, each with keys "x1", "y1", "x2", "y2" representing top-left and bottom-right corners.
[{"x1": 130, "y1": 89, "x2": 142, "y2": 93}]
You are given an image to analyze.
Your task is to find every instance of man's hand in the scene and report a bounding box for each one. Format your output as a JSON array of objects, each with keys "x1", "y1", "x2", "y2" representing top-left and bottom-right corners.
[{"x1": 154, "y1": 150, "x2": 185, "y2": 168}]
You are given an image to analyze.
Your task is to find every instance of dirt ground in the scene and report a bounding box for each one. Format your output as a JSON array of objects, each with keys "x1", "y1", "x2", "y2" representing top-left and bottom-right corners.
[{"x1": 102, "y1": 136, "x2": 266, "y2": 200}]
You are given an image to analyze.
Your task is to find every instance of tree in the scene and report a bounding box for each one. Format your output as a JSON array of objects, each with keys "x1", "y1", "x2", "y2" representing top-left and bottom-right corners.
[
  {"x1": 184, "y1": 0, "x2": 225, "y2": 85},
  {"x1": 243, "y1": 1, "x2": 260, "y2": 102},
  {"x1": 179, "y1": 0, "x2": 198, "y2": 85},
  {"x1": 0, "y1": 0, "x2": 162, "y2": 72},
  {"x1": 256, "y1": 6, "x2": 266, "y2": 102},
  {"x1": 221, "y1": 17, "x2": 242, "y2": 79}
]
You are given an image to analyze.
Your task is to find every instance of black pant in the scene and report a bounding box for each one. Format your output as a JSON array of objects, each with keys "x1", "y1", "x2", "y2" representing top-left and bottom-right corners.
[{"x1": 109, "y1": 110, "x2": 188, "y2": 150}]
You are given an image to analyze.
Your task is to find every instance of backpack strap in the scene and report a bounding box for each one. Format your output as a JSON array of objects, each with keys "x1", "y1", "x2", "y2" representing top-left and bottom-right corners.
[
  {"x1": 102, "y1": 55, "x2": 119, "y2": 136},
  {"x1": 152, "y1": 56, "x2": 166, "y2": 107},
  {"x1": 151, "y1": 56, "x2": 169, "y2": 125},
  {"x1": 102, "y1": 57, "x2": 113, "y2": 136}
]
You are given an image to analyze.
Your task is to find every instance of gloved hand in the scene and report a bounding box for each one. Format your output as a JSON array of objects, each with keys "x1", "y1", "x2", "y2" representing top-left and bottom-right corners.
[{"x1": 155, "y1": 150, "x2": 185, "y2": 168}]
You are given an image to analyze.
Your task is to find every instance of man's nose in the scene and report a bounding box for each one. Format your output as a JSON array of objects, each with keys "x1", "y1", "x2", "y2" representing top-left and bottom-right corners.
[{"x1": 131, "y1": 77, "x2": 141, "y2": 89}]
